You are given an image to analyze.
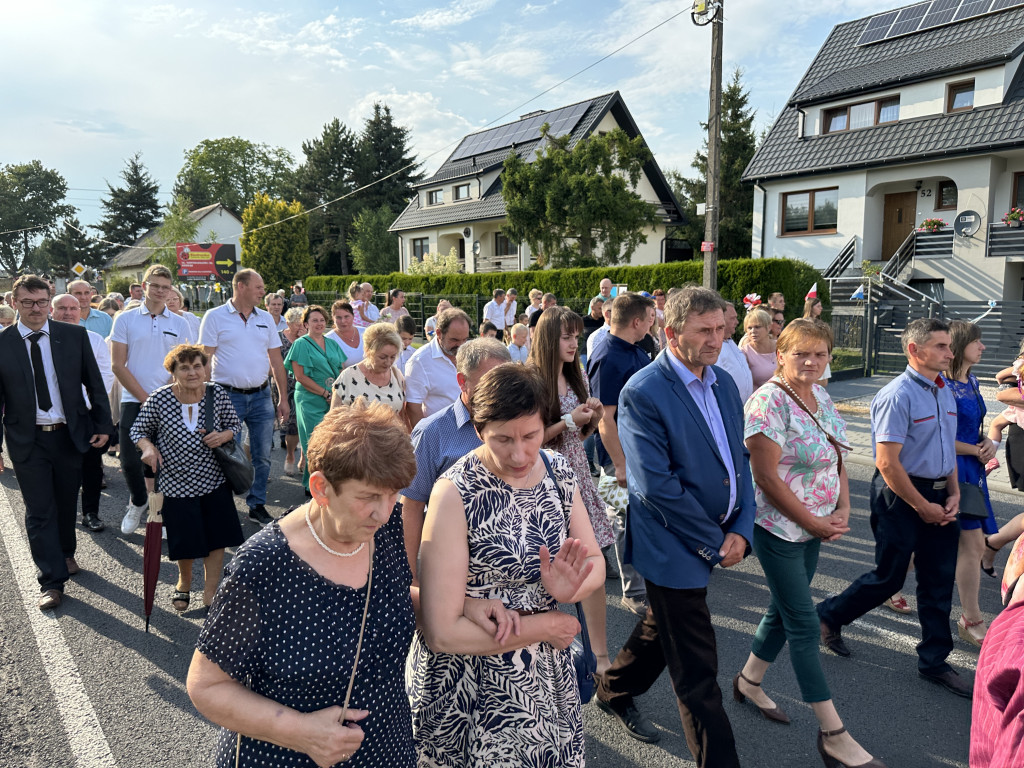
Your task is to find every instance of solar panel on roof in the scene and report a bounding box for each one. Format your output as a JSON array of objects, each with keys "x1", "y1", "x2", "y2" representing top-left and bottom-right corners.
[
  {"x1": 448, "y1": 101, "x2": 591, "y2": 162},
  {"x1": 857, "y1": 0, "x2": 1023, "y2": 45},
  {"x1": 954, "y1": 0, "x2": 994, "y2": 20}
]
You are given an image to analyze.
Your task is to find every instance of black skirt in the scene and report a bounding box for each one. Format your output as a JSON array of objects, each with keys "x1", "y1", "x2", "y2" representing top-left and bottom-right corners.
[
  {"x1": 162, "y1": 483, "x2": 244, "y2": 560},
  {"x1": 1005, "y1": 422, "x2": 1024, "y2": 492}
]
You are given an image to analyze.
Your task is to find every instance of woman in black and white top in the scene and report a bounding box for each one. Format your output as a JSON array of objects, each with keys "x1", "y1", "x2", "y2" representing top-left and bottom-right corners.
[{"x1": 132, "y1": 344, "x2": 244, "y2": 613}]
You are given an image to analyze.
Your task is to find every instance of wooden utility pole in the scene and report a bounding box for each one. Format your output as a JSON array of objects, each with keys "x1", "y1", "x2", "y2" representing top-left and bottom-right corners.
[{"x1": 702, "y1": 0, "x2": 724, "y2": 290}]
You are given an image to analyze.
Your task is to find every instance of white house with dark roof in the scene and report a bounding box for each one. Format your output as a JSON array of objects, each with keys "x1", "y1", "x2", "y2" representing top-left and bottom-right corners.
[
  {"x1": 389, "y1": 92, "x2": 685, "y2": 273},
  {"x1": 743, "y1": 0, "x2": 1024, "y2": 302},
  {"x1": 103, "y1": 203, "x2": 243, "y2": 283}
]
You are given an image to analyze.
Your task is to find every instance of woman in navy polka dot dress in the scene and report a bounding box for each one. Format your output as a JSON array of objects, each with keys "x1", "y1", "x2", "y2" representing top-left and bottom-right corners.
[{"x1": 187, "y1": 402, "x2": 419, "y2": 767}]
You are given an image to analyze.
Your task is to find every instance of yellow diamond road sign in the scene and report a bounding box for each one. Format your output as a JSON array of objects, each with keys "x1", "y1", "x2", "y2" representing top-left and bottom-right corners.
[{"x1": 71, "y1": 262, "x2": 87, "y2": 277}]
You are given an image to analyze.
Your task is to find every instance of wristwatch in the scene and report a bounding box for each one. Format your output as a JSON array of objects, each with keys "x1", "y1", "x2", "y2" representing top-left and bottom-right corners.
[{"x1": 562, "y1": 413, "x2": 580, "y2": 433}]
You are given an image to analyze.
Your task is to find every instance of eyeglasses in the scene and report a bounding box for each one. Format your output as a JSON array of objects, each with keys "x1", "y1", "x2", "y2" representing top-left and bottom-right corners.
[
  {"x1": 18, "y1": 299, "x2": 50, "y2": 309},
  {"x1": 146, "y1": 283, "x2": 172, "y2": 293}
]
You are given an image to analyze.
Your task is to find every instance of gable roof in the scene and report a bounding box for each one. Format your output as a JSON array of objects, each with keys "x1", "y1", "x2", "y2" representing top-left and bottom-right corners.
[
  {"x1": 106, "y1": 203, "x2": 242, "y2": 269},
  {"x1": 390, "y1": 91, "x2": 683, "y2": 232},
  {"x1": 744, "y1": 3, "x2": 1024, "y2": 183}
]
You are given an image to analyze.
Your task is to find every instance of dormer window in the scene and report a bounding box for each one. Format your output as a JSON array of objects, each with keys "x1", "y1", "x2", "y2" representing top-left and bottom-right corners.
[
  {"x1": 427, "y1": 189, "x2": 444, "y2": 205},
  {"x1": 454, "y1": 184, "x2": 470, "y2": 201},
  {"x1": 947, "y1": 80, "x2": 974, "y2": 113},
  {"x1": 823, "y1": 96, "x2": 900, "y2": 134}
]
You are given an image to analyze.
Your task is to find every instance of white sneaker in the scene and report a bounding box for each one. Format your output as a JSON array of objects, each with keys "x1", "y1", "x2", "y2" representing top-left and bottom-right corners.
[{"x1": 120, "y1": 500, "x2": 148, "y2": 535}]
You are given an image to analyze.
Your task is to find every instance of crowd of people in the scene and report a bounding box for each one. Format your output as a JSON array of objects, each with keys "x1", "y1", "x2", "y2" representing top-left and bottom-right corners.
[{"x1": 1, "y1": 269, "x2": 1022, "y2": 768}]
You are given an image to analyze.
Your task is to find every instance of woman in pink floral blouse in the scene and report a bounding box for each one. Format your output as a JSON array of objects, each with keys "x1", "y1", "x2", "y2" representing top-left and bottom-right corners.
[{"x1": 736, "y1": 319, "x2": 887, "y2": 768}]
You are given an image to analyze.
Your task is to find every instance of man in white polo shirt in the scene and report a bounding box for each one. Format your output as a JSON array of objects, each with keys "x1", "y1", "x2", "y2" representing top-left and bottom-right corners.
[
  {"x1": 404, "y1": 307, "x2": 470, "y2": 429},
  {"x1": 482, "y1": 289, "x2": 507, "y2": 336},
  {"x1": 199, "y1": 268, "x2": 289, "y2": 527},
  {"x1": 111, "y1": 264, "x2": 193, "y2": 534}
]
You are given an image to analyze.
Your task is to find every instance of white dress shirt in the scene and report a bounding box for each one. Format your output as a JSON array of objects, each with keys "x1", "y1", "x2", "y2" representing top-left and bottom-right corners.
[
  {"x1": 82, "y1": 329, "x2": 115, "y2": 409},
  {"x1": 198, "y1": 300, "x2": 281, "y2": 389},
  {"x1": 587, "y1": 325, "x2": 611, "y2": 359},
  {"x1": 482, "y1": 300, "x2": 507, "y2": 331},
  {"x1": 504, "y1": 299, "x2": 518, "y2": 328},
  {"x1": 19, "y1": 320, "x2": 66, "y2": 425},
  {"x1": 716, "y1": 339, "x2": 754, "y2": 404},
  {"x1": 404, "y1": 338, "x2": 461, "y2": 417},
  {"x1": 111, "y1": 305, "x2": 193, "y2": 403}
]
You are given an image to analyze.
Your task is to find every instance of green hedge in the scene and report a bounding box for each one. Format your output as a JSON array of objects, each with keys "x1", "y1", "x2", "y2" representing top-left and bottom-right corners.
[{"x1": 304, "y1": 258, "x2": 828, "y2": 317}]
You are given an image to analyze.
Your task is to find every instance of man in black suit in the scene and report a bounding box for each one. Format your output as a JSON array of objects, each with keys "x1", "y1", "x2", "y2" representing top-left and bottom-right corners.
[{"x1": 0, "y1": 275, "x2": 113, "y2": 610}]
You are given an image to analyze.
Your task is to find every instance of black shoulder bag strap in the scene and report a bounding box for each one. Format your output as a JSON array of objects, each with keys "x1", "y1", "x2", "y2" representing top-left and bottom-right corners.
[{"x1": 771, "y1": 378, "x2": 850, "y2": 476}]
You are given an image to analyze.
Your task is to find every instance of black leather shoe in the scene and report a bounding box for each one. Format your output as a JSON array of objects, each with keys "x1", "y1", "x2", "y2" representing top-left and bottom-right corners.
[
  {"x1": 248, "y1": 505, "x2": 273, "y2": 527},
  {"x1": 595, "y1": 698, "x2": 660, "y2": 743},
  {"x1": 82, "y1": 514, "x2": 105, "y2": 532},
  {"x1": 820, "y1": 620, "x2": 851, "y2": 657},
  {"x1": 919, "y1": 669, "x2": 973, "y2": 698}
]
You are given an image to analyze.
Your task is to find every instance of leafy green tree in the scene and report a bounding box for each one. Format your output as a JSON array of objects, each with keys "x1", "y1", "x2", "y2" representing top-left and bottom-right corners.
[
  {"x1": 348, "y1": 204, "x2": 399, "y2": 274},
  {"x1": 352, "y1": 103, "x2": 423, "y2": 214},
  {"x1": 501, "y1": 126, "x2": 658, "y2": 268},
  {"x1": 149, "y1": 196, "x2": 201, "y2": 274},
  {"x1": 407, "y1": 246, "x2": 461, "y2": 275},
  {"x1": 96, "y1": 152, "x2": 161, "y2": 258},
  {"x1": 30, "y1": 217, "x2": 103, "y2": 279},
  {"x1": 174, "y1": 137, "x2": 295, "y2": 216},
  {"x1": 672, "y1": 69, "x2": 759, "y2": 260},
  {"x1": 295, "y1": 118, "x2": 359, "y2": 275},
  {"x1": 0, "y1": 160, "x2": 76, "y2": 275},
  {"x1": 241, "y1": 193, "x2": 313, "y2": 291}
]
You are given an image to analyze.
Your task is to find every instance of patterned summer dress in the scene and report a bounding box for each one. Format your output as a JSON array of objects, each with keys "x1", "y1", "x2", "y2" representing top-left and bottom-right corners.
[
  {"x1": 407, "y1": 450, "x2": 584, "y2": 768},
  {"x1": 552, "y1": 375, "x2": 615, "y2": 548}
]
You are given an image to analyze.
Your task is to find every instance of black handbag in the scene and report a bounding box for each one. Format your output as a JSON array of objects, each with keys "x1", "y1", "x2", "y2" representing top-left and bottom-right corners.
[
  {"x1": 958, "y1": 482, "x2": 989, "y2": 520},
  {"x1": 540, "y1": 451, "x2": 598, "y2": 704},
  {"x1": 204, "y1": 384, "x2": 254, "y2": 495}
]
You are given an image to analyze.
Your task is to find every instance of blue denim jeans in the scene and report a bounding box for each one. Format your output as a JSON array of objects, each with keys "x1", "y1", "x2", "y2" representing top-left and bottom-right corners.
[{"x1": 225, "y1": 388, "x2": 275, "y2": 509}]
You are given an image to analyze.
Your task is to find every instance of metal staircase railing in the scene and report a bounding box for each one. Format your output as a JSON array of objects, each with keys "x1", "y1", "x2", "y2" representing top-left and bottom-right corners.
[{"x1": 822, "y1": 236, "x2": 858, "y2": 279}]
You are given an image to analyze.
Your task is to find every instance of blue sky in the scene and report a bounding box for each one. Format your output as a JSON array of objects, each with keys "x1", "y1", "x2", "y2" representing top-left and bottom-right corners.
[{"x1": 1, "y1": 0, "x2": 881, "y2": 229}]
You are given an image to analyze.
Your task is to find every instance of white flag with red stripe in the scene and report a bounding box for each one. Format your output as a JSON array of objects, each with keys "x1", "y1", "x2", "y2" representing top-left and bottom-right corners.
[{"x1": 805, "y1": 282, "x2": 818, "y2": 300}]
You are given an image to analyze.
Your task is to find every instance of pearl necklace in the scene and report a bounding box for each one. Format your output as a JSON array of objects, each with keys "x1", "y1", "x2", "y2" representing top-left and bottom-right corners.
[
  {"x1": 777, "y1": 374, "x2": 817, "y2": 414},
  {"x1": 305, "y1": 506, "x2": 366, "y2": 558}
]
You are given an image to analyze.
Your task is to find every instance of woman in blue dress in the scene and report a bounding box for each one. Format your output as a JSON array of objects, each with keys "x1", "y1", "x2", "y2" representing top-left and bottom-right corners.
[{"x1": 943, "y1": 320, "x2": 1000, "y2": 647}]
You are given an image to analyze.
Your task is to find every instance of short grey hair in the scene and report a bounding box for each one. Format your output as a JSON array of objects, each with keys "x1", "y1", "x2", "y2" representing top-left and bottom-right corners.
[
  {"x1": 664, "y1": 285, "x2": 728, "y2": 333},
  {"x1": 456, "y1": 337, "x2": 512, "y2": 376},
  {"x1": 284, "y1": 307, "x2": 305, "y2": 323},
  {"x1": 901, "y1": 317, "x2": 949, "y2": 355}
]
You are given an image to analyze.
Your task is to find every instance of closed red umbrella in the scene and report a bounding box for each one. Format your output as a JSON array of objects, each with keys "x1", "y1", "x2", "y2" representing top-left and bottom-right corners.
[{"x1": 143, "y1": 476, "x2": 165, "y2": 633}]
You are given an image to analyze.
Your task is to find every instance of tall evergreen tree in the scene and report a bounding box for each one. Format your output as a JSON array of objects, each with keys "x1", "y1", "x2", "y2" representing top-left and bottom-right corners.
[
  {"x1": 352, "y1": 103, "x2": 423, "y2": 214},
  {"x1": 295, "y1": 118, "x2": 358, "y2": 275},
  {"x1": 96, "y1": 152, "x2": 161, "y2": 257},
  {"x1": 672, "y1": 69, "x2": 759, "y2": 260}
]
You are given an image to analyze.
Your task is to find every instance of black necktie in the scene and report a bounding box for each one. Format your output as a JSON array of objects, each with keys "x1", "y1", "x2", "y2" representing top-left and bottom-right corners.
[{"x1": 28, "y1": 332, "x2": 53, "y2": 411}]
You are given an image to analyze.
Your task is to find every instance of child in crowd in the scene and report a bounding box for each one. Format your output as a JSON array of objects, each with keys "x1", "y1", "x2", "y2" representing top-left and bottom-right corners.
[
  {"x1": 507, "y1": 323, "x2": 529, "y2": 364},
  {"x1": 987, "y1": 343, "x2": 1024, "y2": 474},
  {"x1": 479, "y1": 321, "x2": 499, "y2": 339},
  {"x1": 396, "y1": 315, "x2": 416, "y2": 371}
]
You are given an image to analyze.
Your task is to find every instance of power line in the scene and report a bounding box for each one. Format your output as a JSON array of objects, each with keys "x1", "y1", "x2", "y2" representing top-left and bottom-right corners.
[{"x1": 4, "y1": 9, "x2": 687, "y2": 251}]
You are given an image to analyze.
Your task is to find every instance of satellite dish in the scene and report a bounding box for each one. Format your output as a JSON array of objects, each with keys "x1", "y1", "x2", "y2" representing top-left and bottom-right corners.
[
  {"x1": 953, "y1": 210, "x2": 981, "y2": 238},
  {"x1": 691, "y1": 0, "x2": 721, "y2": 25}
]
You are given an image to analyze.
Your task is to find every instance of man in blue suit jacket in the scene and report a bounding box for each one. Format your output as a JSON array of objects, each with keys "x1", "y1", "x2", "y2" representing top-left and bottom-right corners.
[{"x1": 595, "y1": 286, "x2": 755, "y2": 768}]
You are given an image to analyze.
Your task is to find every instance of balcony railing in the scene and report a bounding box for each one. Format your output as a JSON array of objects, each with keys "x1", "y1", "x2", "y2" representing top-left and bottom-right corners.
[
  {"x1": 986, "y1": 222, "x2": 1024, "y2": 258},
  {"x1": 913, "y1": 229, "x2": 954, "y2": 259}
]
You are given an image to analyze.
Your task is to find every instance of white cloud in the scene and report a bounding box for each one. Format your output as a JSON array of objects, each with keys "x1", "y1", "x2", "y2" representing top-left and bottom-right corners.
[{"x1": 393, "y1": 0, "x2": 498, "y2": 31}]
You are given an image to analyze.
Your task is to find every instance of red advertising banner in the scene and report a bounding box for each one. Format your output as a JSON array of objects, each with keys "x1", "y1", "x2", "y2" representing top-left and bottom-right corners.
[{"x1": 176, "y1": 243, "x2": 237, "y2": 281}]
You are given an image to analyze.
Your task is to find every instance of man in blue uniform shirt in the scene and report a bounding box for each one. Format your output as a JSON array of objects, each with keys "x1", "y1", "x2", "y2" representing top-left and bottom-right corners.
[{"x1": 818, "y1": 318, "x2": 971, "y2": 697}]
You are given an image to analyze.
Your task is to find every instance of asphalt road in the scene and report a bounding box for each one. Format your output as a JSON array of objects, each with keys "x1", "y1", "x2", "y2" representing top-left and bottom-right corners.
[{"x1": 0, "y1": 444, "x2": 1014, "y2": 768}]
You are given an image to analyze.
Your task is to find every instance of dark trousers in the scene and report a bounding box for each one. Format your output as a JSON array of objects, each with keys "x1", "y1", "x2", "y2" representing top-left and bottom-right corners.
[
  {"x1": 119, "y1": 402, "x2": 153, "y2": 507},
  {"x1": 80, "y1": 442, "x2": 106, "y2": 519},
  {"x1": 11, "y1": 429, "x2": 83, "y2": 593},
  {"x1": 818, "y1": 470, "x2": 960, "y2": 674},
  {"x1": 598, "y1": 580, "x2": 739, "y2": 768}
]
